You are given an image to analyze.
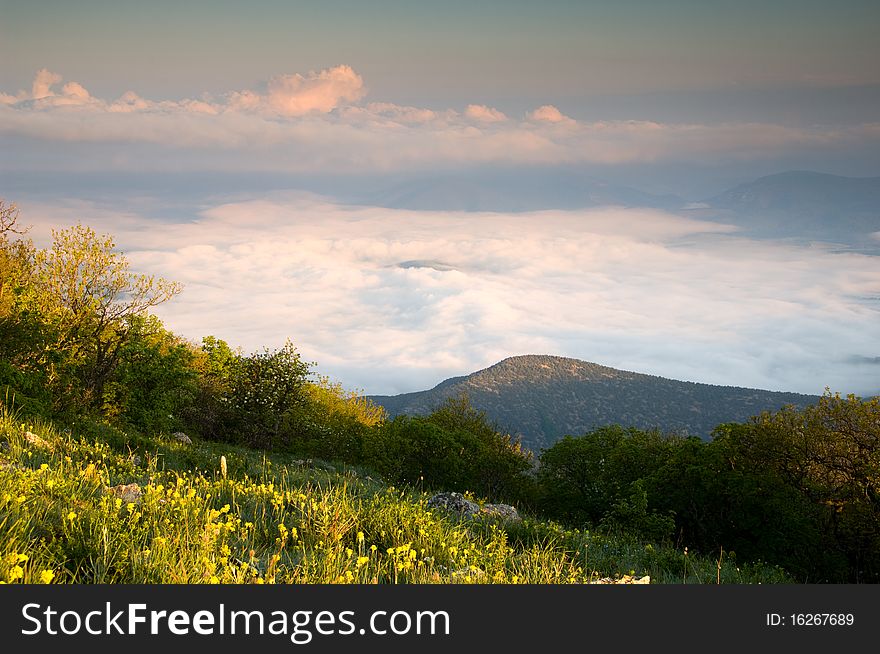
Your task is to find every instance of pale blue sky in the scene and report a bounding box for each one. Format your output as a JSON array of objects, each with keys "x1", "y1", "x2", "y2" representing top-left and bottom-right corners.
[{"x1": 3, "y1": 0, "x2": 879, "y2": 118}]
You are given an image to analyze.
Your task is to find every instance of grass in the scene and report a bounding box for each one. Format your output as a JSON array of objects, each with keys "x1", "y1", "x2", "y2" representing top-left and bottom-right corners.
[{"x1": 0, "y1": 408, "x2": 792, "y2": 584}]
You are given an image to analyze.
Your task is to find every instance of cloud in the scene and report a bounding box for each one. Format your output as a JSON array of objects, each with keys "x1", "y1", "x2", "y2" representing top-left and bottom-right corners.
[
  {"x1": 465, "y1": 104, "x2": 507, "y2": 123},
  {"x1": 20, "y1": 195, "x2": 880, "y2": 397},
  {"x1": 527, "y1": 104, "x2": 572, "y2": 124},
  {"x1": 263, "y1": 65, "x2": 365, "y2": 116},
  {"x1": 31, "y1": 68, "x2": 62, "y2": 99},
  {"x1": 2, "y1": 68, "x2": 879, "y2": 174}
]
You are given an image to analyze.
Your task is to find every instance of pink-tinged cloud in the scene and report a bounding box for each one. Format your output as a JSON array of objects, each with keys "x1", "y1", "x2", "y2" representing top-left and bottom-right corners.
[
  {"x1": 31, "y1": 68, "x2": 62, "y2": 99},
  {"x1": 528, "y1": 104, "x2": 572, "y2": 123},
  {"x1": 108, "y1": 91, "x2": 151, "y2": 113},
  {"x1": 465, "y1": 104, "x2": 507, "y2": 123},
  {"x1": 264, "y1": 65, "x2": 365, "y2": 116},
  {"x1": 61, "y1": 81, "x2": 90, "y2": 101},
  {"x1": 356, "y1": 102, "x2": 439, "y2": 124},
  {"x1": 2, "y1": 68, "x2": 879, "y2": 172}
]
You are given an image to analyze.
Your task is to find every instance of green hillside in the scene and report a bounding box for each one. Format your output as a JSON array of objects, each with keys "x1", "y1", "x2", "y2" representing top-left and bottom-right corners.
[{"x1": 0, "y1": 411, "x2": 790, "y2": 585}]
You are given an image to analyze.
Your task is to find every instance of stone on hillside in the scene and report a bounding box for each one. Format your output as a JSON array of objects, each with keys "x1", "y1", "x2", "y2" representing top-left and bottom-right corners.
[
  {"x1": 427, "y1": 492, "x2": 481, "y2": 518},
  {"x1": 427, "y1": 492, "x2": 520, "y2": 522},
  {"x1": 107, "y1": 483, "x2": 143, "y2": 504},
  {"x1": 24, "y1": 431, "x2": 50, "y2": 450},
  {"x1": 172, "y1": 431, "x2": 192, "y2": 444},
  {"x1": 481, "y1": 502, "x2": 521, "y2": 523}
]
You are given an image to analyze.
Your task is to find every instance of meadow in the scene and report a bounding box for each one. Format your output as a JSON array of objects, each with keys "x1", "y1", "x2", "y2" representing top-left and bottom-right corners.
[{"x1": 0, "y1": 408, "x2": 791, "y2": 585}]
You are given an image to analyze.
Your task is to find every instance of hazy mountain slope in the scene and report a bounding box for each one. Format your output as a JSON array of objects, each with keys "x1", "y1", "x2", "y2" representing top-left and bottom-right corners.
[
  {"x1": 362, "y1": 171, "x2": 684, "y2": 212},
  {"x1": 369, "y1": 355, "x2": 818, "y2": 451},
  {"x1": 706, "y1": 171, "x2": 880, "y2": 248}
]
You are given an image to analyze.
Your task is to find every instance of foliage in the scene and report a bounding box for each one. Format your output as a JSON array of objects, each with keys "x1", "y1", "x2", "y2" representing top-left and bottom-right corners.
[
  {"x1": 0, "y1": 408, "x2": 790, "y2": 584},
  {"x1": 224, "y1": 339, "x2": 311, "y2": 449},
  {"x1": 365, "y1": 396, "x2": 534, "y2": 503},
  {"x1": 2, "y1": 221, "x2": 181, "y2": 415},
  {"x1": 282, "y1": 377, "x2": 385, "y2": 462},
  {"x1": 537, "y1": 425, "x2": 677, "y2": 527},
  {"x1": 536, "y1": 394, "x2": 880, "y2": 581},
  {"x1": 0, "y1": 200, "x2": 50, "y2": 416},
  {"x1": 711, "y1": 392, "x2": 880, "y2": 581},
  {"x1": 102, "y1": 315, "x2": 199, "y2": 434}
]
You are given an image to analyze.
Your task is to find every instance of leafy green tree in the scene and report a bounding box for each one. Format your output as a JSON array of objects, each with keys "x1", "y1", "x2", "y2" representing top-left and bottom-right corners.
[
  {"x1": 0, "y1": 200, "x2": 49, "y2": 414},
  {"x1": 284, "y1": 377, "x2": 385, "y2": 462},
  {"x1": 426, "y1": 394, "x2": 533, "y2": 502},
  {"x1": 102, "y1": 315, "x2": 198, "y2": 433},
  {"x1": 537, "y1": 425, "x2": 675, "y2": 525},
  {"x1": 362, "y1": 396, "x2": 533, "y2": 502},
  {"x1": 599, "y1": 479, "x2": 675, "y2": 542},
  {"x1": 29, "y1": 224, "x2": 181, "y2": 410},
  {"x1": 366, "y1": 416, "x2": 473, "y2": 490},
  {"x1": 712, "y1": 392, "x2": 880, "y2": 581},
  {"x1": 225, "y1": 339, "x2": 311, "y2": 448},
  {"x1": 180, "y1": 336, "x2": 240, "y2": 439}
]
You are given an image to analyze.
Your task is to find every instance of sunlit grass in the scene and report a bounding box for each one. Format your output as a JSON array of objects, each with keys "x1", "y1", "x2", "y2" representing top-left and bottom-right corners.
[{"x1": 0, "y1": 408, "x2": 791, "y2": 584}]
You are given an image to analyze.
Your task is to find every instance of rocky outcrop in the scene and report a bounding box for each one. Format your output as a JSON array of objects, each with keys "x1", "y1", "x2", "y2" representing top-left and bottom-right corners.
[{"x1": 427, "y1": 492, "x2": 521, "y2": 523}]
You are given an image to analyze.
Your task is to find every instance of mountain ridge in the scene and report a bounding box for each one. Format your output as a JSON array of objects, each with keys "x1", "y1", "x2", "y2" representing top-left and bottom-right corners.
[
  {"x1": 369, "y1": 355, "x2": 819, "y2": 451},
  {"x1": 704, "y1": 170, "x2": 880, "y2": 249}
]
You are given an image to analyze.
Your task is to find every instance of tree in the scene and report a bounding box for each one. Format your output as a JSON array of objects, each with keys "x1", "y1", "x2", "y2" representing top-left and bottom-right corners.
[
  {"x1": 103, "y1": 314, "x2": 198, "y2": 432},
  {"x1": 31, "y1": 224, "x2": 181, "y2": 409},
  {"x1": 225, "y1": 339, "x2": 312, "y2": 448},
  {"x1": 537, "y1": 425, "x2": 674, "y2": 525},
  {"x1": 712, "y1": 392, "x2": 880, "y2": 581},
  {"x1": 426, "y1": 394, "x2": 533, "y2": 501},
  {"x1": 0, "y1": 200, "x2": 51, "y2": 414}
]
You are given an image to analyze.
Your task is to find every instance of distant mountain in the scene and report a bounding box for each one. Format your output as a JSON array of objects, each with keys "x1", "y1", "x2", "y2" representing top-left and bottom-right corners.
[
  {"x1": 362, "y1": 171, "x2": 684, "y2": 212},
  {"x1": 369, "y1": 355, "x2": 818, "y2": 452},
  {"x1": 705, "y1": 171, "x2": 880, "y2": 249}
]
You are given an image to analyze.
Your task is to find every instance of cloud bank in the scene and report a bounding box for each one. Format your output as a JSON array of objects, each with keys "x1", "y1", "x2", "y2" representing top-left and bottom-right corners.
[
  {"x1": 2, "y1": 68, "x2": 879, "y2": 174},
  {"x1": 21, "y1": 195, "x2": 880, "y2": 397}
]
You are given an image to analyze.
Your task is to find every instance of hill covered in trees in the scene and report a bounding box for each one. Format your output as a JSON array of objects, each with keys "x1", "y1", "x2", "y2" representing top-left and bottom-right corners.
[{"x1": 370, "y1": 355, "x2": 817, "y2": 451}]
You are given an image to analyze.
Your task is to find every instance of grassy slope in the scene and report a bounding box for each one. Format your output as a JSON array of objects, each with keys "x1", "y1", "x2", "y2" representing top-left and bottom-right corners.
[{"x1": 0, "y1": 410, "x2": 791, "y2": 584}]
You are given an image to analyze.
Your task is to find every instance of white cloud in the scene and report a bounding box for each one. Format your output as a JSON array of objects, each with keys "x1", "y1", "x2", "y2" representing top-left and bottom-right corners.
[{"x1": 20, "y1": 195, "x2": 880, "y2": 397}]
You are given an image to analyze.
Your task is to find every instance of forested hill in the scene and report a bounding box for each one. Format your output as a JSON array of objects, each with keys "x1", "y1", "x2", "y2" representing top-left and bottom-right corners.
[{"x1": 369, "y1": 355, "x2": 818, "y2": 451}]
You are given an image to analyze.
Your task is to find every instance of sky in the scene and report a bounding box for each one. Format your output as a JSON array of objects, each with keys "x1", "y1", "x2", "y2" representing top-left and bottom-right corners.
[{"x1": 2, "y1": 1, "x2": 879, "y2": 395}]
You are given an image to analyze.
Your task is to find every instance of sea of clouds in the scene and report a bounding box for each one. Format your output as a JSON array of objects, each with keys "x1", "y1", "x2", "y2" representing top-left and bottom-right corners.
[{"x1": 20, "y1": 194, "x2": 880, "y2": 397}]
